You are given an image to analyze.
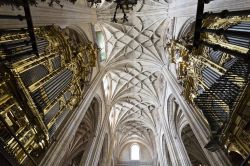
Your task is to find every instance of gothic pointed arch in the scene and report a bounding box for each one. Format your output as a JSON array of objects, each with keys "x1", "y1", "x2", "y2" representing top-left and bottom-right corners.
[
  {"x1": 61, "y1": 97, "x2": 101, "y2": 166},
  {"x1": 181, "y1": 124, "x2": 210, "y2": 166}
]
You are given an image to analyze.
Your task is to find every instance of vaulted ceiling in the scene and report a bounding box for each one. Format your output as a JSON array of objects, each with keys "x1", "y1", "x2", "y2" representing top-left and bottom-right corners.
[{"x1": 97, "y1": 0, "x2": 171, "y2": 159}]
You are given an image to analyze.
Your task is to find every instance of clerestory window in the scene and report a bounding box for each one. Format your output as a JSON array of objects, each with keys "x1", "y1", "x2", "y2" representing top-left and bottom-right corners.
[{"x1": 130, "y1": 144, "x2": 140, "y2": 160}]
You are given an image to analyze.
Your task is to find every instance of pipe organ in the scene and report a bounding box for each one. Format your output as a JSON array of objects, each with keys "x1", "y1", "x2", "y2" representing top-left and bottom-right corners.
[
  {"x1": 168, "y1": 15, "x2": 250, "y2": 154},
  {"x1": 0, "y1": 25, "x2": 97, "y2": 165}
]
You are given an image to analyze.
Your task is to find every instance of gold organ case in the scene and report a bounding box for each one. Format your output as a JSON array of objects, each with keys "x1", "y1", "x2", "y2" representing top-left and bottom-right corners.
[
  {"x1": 168, "y1": 16, "x2": 250, "y2": 157},
  {"x1": 0, "y1": 25, "x2": 98, "y2": 165}
]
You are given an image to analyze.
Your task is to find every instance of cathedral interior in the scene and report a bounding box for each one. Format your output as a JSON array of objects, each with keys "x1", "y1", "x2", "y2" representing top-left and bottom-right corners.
[{"x1": 1, "y1": 0, "x2": 250, "y2": 166}]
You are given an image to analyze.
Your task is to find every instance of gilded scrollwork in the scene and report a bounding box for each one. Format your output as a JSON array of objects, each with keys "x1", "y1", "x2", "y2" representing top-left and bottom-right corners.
[
  {"x1": 169, "y1": 14, "x2": 250, "y2": 155},
  {"x1": 167, "y1": 40, "x2": 208, "y2": 103},
  {"x1": 0, "y1": 25, "x2": 98, "y2": 164},
  {"x1": 203, "y1": 16, "x2": 249, "y2": 30},
  {"x1": 202, "y1": 16, "x2": 250, "y2": 57}
]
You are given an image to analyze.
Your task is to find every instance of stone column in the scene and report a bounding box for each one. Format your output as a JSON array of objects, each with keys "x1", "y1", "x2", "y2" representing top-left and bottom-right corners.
[
  {"x1": 95, "y1": 104, "x2": 114, "y2": 166},
  {"x1": 169, "y1": 105, "x2": 192, "y2": 166},
  {"x1": 106, "y1": 136, "x2": 116, "y2": 166},
  {"x1": 83, "y1": 112, "x2": 110, "y2": 166},
  {"x1": 157, "y1": 105, "x2": 191, "y2": 166},
  {"x1": 153, "y1": 123, "x2": 164, "y2": 166},
  {"x1": 79, "y1": 134, "x2": 97, "y2": 166}
]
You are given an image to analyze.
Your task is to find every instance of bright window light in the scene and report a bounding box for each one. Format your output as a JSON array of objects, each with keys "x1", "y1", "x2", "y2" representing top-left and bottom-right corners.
[
  {"x1": 96, "y1": 31, "x2": 107, "y2": 61},
  {"x1": 131, "y1": 144, "x2": 140, "y2": 160},
  {"x1": 103, "y1": 76, "x2": 109, "y2": 96}
]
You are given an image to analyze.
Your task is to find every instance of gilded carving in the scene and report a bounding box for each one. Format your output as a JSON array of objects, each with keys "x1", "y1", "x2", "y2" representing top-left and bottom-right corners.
[
  {"x1": 0, "y1": 25, "x2": 98, "y2": 164},
  {"x1": 169, "y1": 15, "x2": 250, "y2": 154}
]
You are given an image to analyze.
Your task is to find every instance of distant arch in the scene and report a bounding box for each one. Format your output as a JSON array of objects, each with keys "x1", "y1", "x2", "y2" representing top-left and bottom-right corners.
[
  {"x1": 62, "y1": 97, "x2": 101, "y2": 166},
  {"x1": 176, "y1": 17, "x2": 196, "y2": 41},
  {"x1": 228, "y1": 151, "x2": 245, "y2": 166},
  {"x1": 181, "y1": 124, "x2": 209, "y2": 166},
  {"x1": 166, "y1": 94, "x2": 187, "y2": 133},
  {"x1": 118, "y1": 139, "x2": 154, "y2": 159},
  {"x1": 64, "y1": 25, "x2": 89, "y2": 43}
]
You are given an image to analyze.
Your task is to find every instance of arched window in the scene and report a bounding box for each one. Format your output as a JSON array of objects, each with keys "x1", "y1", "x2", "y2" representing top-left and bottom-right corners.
[
  {"x1": 130, "y1": 144, "x2": 140, "y2": 160},
  {"x1": 95, "y1": 31, "x2": 107, "y2": 61}
]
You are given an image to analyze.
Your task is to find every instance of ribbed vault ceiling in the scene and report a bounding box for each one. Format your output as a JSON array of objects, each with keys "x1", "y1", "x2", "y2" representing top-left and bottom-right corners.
[{"x1": 98, "y1": 0, "x2": 170, "y2": 158}]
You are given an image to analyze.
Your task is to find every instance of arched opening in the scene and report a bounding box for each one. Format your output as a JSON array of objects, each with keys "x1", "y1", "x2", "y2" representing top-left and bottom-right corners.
[
  {"x1": 181, "y1": 125, "x2": 209, "y2": 166},
  {"x1": 95, "y1": 31, "x2": 107, "y2": 61},
  {"x1": 177, "y1": 18, "x2": 196, "y2": 44},
  {"x1": 116, "y1": 137, "x2": 154, "y2": 165},
  {"x1": 62, "y1": 98, "x2": 100, "y2": 166},
  {"x1": 229, "y1": 151, "x2": 245, "y2": 166},
  {"x1": 130, "y1": 144, "x2": 140, "y2": 161}
]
